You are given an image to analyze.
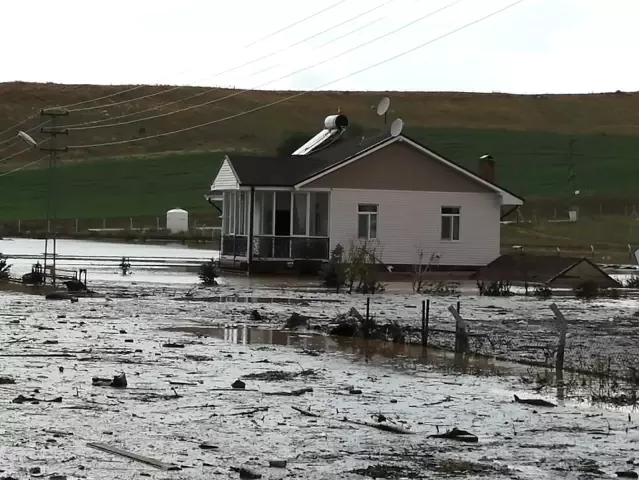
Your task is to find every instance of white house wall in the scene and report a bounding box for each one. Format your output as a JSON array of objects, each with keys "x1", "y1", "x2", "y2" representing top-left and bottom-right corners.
[
  {"x1": 329, "y1": 189, "x2": 501, "y2": 266},
  {"x1": 212, "y1": 159, "x2": 239, "y2": 190}
]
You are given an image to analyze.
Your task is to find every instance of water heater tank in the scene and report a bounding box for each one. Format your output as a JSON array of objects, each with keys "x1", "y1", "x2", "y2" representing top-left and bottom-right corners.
[{"x1": 324, "y1": 114, "x2": 348, "y2": 130}]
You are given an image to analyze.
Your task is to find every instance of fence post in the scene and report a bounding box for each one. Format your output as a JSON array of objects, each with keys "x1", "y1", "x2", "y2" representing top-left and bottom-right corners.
[
  {"x1": 456, "y1": 300, "x2": 461, "y2": 315},
  {"x1": 102, "y1": 219, "x2": 106, "y2": 230},
  {"x1": 156, "y1": 217, "x2": 160, "y2": 230},
  {"x1": 449, "y1": 305, "x2": 468, "y2": 354},
  {"x1": 549, "y1": 304, "x2": 567, "y2": 378},
  {"x1": 17, "y1": 220, "x2": 21, "y2": 233},
  {"x1": 75, "y1": 218, "x2": 79, "y2": 233},
  {"x1": 129, "y1": 217, "x2": 133, "y2": 230},
  {"x1": 421, "y1": 299, "x2": 430, "y2": 348},
  {"x1": 365, "y1": 297, "x2": 370, "y2": 323},
  {"x1": 47, "y1": 220, "x2": 51, "y2": 233}
]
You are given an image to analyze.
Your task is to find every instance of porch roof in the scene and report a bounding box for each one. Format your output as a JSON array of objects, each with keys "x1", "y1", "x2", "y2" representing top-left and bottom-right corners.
[{"x1": 227, "y1": 155, "x2": 334, "y2": 186}]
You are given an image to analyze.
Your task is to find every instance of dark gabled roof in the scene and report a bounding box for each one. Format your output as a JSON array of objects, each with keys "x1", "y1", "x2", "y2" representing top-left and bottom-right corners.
[
  {"x1": 225, "y1": 132, "x2": 392, "y2": 187},
  {"x1": 226, "y1": 155, "x2": 335, "y2": 186},
  {"x1": 308, "y1": 132, "x2": 392, "y2": 163},
  {"x1": 475, "y1": 254, "x2": 620, "y2": 287}
]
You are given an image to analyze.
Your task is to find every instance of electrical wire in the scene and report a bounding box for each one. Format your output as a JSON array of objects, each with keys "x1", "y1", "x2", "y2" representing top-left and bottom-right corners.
[
  {"x1": 0, "y1": 138, "x2": 51, "y2": 164},
  {"x1": 69, "y1": 0, "x2": 464, "y2": 132},
  {"x1": 243, "y1": 0, "x2": 349, "y2": 48},
  {"x1": 67, "y1": 0, "x2": 395, "y2": 115},
  {"x1": 0, "y1": 1, "x2": 354, "y2": 141},
  {"x1": 67, "y1": 0, "x2": 528, "y2": 150},
  {"x1": 0, "y1": 155, "x2": 48, "y2": 178}
]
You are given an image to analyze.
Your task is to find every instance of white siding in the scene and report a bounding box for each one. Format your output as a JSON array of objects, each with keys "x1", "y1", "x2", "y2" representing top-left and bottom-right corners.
[
  {"x1": 212, "y1": 159, "x2": 239, "y2": 190},
  {"x1": 329, "y1": 189, "x2": 501, "y2": 266}
]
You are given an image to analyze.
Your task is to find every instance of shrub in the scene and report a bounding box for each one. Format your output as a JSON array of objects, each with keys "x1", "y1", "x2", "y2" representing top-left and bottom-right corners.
[
  {"x1": 320, "y1": 244, "x2": 347, "y2": 292},
  {"x1": 477, "y1": 280, "x2": 512, "y2": 296},
  {"x1": 344, "y1": 241, "x2": 385, "y2": 294},
  {"x1": 625, "y1": 275, "x2": 639, "y2": 288},
  {"x1": 534, "y1": 284, "x2": 553, "y2": 299},
  {"x1": 0, "y1": 253, "x2": 10, "y2": 280},
  {"x1": 574, "y1": 280, "x2": 600, "y2": 299},
  {"x1": 198, "y1": 259, "x2": 220, "y2": 285}
]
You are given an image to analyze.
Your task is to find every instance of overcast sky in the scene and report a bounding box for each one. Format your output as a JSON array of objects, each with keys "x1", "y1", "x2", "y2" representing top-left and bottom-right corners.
[{"x1": 1, "y1": 0, "x2": 637, "y2": 94}]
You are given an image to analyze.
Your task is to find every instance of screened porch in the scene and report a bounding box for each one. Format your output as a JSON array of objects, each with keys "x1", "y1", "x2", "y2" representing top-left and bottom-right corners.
[{"x1": 221, "y1": 190, "x2": 330, "y2": 261}]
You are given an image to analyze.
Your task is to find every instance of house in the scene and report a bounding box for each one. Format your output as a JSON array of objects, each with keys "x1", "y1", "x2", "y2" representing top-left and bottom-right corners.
[
  {"x1": 208, "y1": 115, "x2": 524, "y2": 274},
  {"x1": 475, "y1": 254, "x2": 621, "y2": 289}
]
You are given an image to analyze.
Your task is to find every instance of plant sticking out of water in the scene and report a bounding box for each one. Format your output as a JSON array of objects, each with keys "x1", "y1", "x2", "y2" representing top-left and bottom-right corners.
[
  {"x1": 411, "y1": 248, "x2": 459, "y2": 295},
  {"x1": 476, "y1": 280, "x2": 513, "y2": 297},
  {"x1": 344, "y1": 240, "x2": 385, "y2": 294},
  {"x1": 534, "y1": 284, "x2": 553, "y2": 299},
  {"x1": 0, "y1": 253, "x2": 10, "y2": 280},
  {"x1": 574, "y1": 280, "x2": 621, "y2": 299},
  {"x1": 320, "y1": 244, "x2": 347, "y2": 293},
  {"x1": 625, "y1": 275, "x2": 639, "y2": 288},
  {"x1": 119, "y1": 256, "x2": 131, "y2": 276},
  {"x1": 198, "y1": 258, "x2": 220, "y2": 286}
]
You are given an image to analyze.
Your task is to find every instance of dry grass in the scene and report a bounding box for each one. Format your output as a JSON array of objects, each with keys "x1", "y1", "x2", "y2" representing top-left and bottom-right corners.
[{"x1": 2, "y1": 82, "x2": 639, "y2": 163}]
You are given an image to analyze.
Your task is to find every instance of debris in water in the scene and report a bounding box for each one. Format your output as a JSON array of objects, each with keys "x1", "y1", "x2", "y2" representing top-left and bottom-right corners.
[
  {"x1": 242, "y1": 369, "x2": 317, "y2": 382},
  {"x1": 199, "y1": 443, "x2": 219, "y2": 450},
  {"x1": 162, "y1": 342, "x2": 185, "y2": 348},
  {"x1": 264, "y1": 387, "x2": 313, "y2": 397},
  {"x1": 513, "y1": 394, "x2": 556, "y2": 408},
  {"x1": 87, "y1": 442, "x2": 181, "y2": 471},
  {"x1": 250, "y1": 310, "x2": 263, "y2": 321},
  {"x1": 230, "y1": 466, "x2": 262, "y2": 479},
  {"x1": 92, "y1": 373, "x2": 127, "y2": 388},
  {"x1": 232, "y1": 379, "x2": 246, "y2": 389},
  {"x1": 430, "y1": 427, "x2": 479, "y2": 443},
  {"x1": 617, "y1": 472, "x2": 639, "y2": 479},
  {"x1": 349, "y1": 388, "x2": 362, "y2": 395},
  {"x1": 12, "y1": 395, "x2": 62, "y2": 404},
  {"x1": 269, "y1": 460, "x2": 287, "y2": 468},
  {"x1": 284, "y1": 312, "x2": 309, "y2": 330},
  {"x1": 0, "y1": 376, "x2": 16, "y2": 385}
]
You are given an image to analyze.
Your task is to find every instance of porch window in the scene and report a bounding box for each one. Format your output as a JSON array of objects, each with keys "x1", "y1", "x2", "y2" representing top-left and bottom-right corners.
[
  {"x1": 292, "y1": 192, "x2": 308, "y2": 236},
  {"x1": 254, "y1": 191, "x2": 274, "y2": 235},
  {"x1": 309, "y1": 192, "x2": 329, "y2": 237},
  {"x1": 441, "y1": 206, "x2": 460, "y2": 241},
  {"x1": 237, "y1": 191, "x2": 248, "y2": 235},
  {"x1": 357, "y1": 204, "x2": 378, "y2": 240}
]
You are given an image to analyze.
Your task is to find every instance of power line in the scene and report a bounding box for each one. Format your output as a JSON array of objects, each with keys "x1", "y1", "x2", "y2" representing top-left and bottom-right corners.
[
  {"x1": 0, "y1": 2, "x2": 354, "y2": 141},
  {"x1": 67, "y1": 0, "x2": 528, "y2": 150},
  {"x1": 0, "y1": 155, "x2": 48, "y2": 178},
  {"x1": 0, "y1": 138, "x2": 51, "y2": 164},
  {"x1": 244, "y1": 0, "x2": 349, "y2": 48},
  {"x1": 67, "y1": 0, "x2": 395, "y2": 116},
  {"x1": 69, "y1": 0, "x2": 463, "y2": 132}
]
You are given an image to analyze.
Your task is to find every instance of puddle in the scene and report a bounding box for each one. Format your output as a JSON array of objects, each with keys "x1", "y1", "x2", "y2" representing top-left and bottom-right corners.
[
  {"x1": 173, "y1": 295, "x2": 341, "y2": 304},
  {"x1": 165, "y1": 325, "x2": 526, "y2": 376}
]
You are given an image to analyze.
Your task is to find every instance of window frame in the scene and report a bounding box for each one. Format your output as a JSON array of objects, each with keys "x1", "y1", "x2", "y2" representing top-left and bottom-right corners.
[
  {"x1": 440, "y1": 206, "x2": 461, "y2": 241},
  {"x1": 357, "y1": 204, "x2": 379, "y2": 240}
]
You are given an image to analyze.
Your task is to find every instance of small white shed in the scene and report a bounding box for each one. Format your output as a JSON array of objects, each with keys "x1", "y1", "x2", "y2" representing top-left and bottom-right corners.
[{"x1": 166, "y1": 208, "x2": 189, "y2": 233}]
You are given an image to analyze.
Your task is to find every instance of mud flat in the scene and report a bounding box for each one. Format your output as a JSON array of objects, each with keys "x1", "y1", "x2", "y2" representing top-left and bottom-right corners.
[{"x1": 0, "y1": 289, "x2": 639, "y2": 479}]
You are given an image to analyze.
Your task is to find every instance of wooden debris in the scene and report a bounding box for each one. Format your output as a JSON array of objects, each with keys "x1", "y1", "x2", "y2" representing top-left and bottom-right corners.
[
  {"x1": 430, "y1": 427, "x2": 478, "y2": 443},
  {"x1": 291, "y1": 406, "x2": 320, "y2": 418},
  {"x1": 169, "y1": 381, "x2": 199, "y2": 386},
  {"x1": 12, "y1": 395, "x2": 62, "y2": 404},
  {"x1": 264, "y1": 387, "x2": 313, "y2": 397},
  {"x1": 162, "y1": 343, "x2": 185, "y2": 348},
  {"x1": 269, "y1": 460, "x2": 287, "y2": 468},
  {"x1": 513, "y1": 394, "x2": 556, "y2": 408},
  {"x1": 0, "y1": 376, "x2": 16, "y2": 385},
  {"x1": 87, "y1": 442, "x2": 181, "y2": 471},
  {"x1": 199, "y1": 443, "x2": 219, "y2": 450},
  {"x1": 617, "y1": 472, "x2": 639, "y2": 479},
  {"x1": 92, "y1": 373, "x2": 127, "y2": 388}
]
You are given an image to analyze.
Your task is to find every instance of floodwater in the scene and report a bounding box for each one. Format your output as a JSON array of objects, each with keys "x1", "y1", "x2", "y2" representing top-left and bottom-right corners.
[
  {"x1": 1, "y1": 291, "x2": 639, "y2": 479},
  {"x1": 2, "y1": 239, "x2": 639, "y2": 477}
]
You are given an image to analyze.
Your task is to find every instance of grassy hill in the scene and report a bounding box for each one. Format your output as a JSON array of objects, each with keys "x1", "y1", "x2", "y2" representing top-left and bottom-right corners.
[{"x1": 2, "y1": 82, "x2": 639, "y2": 258}]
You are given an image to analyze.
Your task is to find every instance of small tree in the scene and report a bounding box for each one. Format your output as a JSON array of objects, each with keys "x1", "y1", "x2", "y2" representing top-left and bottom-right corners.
[
  {"x1": 0, "y1": 253, "x2": 10, "y2": 280},
  {"x1": 320, "y1": 244, "x2": 346, "y2": 292},
  {"x1": 199, "y1": 259, "x2": 220, "y2": 286},
  {"x1": 119, "y1": 257, "x2": 131, "y2": 275}
]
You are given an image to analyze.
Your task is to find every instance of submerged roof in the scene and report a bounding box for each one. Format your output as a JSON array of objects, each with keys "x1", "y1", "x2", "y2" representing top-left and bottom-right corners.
[{"x1": 475, "y1": 254, "x2": 620, "y2": 287}]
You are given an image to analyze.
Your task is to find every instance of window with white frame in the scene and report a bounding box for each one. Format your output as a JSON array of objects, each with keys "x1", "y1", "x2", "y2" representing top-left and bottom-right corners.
[
  {"x1": 441, "y1": 206, "x2": 461, "y2": 241},
  {"x1": 357, "y1": 204, "x2": 378, "y2": 240}
]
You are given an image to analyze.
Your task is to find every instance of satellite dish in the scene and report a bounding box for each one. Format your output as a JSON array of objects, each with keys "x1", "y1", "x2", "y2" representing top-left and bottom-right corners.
[
  {"x1": 376, "y1": 97, "x2": 390, "y2": 116},
  {"x1": 18, "y1": 131, "x2": 37, "y2": 147},
  {"x1": 390, "y1": 118, "x2": 404, "y2": 137}
]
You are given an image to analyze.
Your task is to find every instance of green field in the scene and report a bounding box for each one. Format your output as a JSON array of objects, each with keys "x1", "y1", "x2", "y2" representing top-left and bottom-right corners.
[{"x1": 0, "y1": 151, "x2": 224, "y2": 224}]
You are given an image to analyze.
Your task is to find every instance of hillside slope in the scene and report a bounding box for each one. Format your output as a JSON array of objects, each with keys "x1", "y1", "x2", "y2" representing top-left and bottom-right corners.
[{"x1": 2, "y1": 82, "x2": 639, "y2": 163}]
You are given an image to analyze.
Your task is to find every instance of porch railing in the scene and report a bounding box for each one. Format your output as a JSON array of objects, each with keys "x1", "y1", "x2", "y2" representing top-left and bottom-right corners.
[
  {"x1": 221, "y1": 235, "x2": 248, "y2": 257},
  {"x1": 253, "y1": 235, "x2": 330, "y2": 260},
  {"x1": 221, "y1": 235, "x2": 330, "y2": 260}
]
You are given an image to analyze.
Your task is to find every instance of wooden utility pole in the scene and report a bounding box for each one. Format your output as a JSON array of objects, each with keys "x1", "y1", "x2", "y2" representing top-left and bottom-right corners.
[{"x1": 39, "y1": 108, "x2": 69, "y2": 287}]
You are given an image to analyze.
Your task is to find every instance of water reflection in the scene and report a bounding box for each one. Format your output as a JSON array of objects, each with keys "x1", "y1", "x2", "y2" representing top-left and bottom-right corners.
[{"x1": 171, "y1": 325, "x2": 518, "y2": 376}]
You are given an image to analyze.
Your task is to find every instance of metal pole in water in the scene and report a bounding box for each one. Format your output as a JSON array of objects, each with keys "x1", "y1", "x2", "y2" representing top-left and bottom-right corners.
[{"x1": 365, "y1": 297, "x2": 370, "y2": 322}]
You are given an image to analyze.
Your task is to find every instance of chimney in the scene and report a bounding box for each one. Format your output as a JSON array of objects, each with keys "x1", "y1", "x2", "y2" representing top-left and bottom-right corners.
[{"x1": 479, "y1": 154, "x2": 496, "y2": 183}]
